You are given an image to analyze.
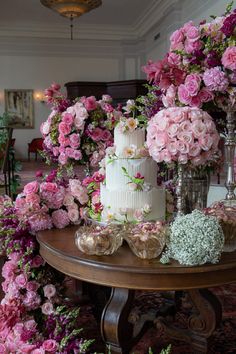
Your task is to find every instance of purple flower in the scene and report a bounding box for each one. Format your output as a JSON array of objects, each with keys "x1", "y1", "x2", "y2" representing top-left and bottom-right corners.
[{"x1": 206, "y1": 51, "x2": 221, "y2": 68}]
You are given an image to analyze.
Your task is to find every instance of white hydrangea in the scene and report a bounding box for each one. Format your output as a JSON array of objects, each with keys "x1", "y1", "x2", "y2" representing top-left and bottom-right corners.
[{"x1": 160, "y1": 209, "x2": 224, "y2": 266}]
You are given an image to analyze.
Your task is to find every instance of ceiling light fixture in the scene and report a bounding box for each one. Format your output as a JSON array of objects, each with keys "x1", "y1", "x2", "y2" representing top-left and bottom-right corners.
[{"x1": 40, "y1": 0, "x2": 102, "y2": 40}]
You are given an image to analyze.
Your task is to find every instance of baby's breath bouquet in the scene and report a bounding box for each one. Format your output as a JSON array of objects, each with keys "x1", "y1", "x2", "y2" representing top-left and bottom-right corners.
[{"x1": 161, "y1": 210, "x2": 224, "y2": 266}]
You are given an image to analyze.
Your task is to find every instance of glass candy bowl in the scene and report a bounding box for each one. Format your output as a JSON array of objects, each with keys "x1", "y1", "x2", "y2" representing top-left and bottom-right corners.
[
  {"x1": 124, "y1": 221, "x2": 167, "y2": 259},
  {"x1": 204, "y1": 202, "x2": 236, "y2": 252},
  {"x1": 75, "y1": 224, "x2": 123, "y2": 256}
]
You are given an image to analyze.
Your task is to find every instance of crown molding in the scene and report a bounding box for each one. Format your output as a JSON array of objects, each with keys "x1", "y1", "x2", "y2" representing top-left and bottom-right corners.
[
  {"x1": 0, "y1": 0, "x2": 180, "y2": 42},
  {"x1": 0, "y1": 36, "x2": 127, "y2": 57}
]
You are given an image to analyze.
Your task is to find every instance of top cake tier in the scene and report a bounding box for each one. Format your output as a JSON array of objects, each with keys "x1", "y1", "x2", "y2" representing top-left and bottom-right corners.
[{"x1": 114, "y1": 125, "x2": 146, "y2": 157}]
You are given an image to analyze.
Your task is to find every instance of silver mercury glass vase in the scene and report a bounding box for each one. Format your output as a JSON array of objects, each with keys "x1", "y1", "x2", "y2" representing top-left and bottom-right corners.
[{"x1": 224, "y1": 109, "x2": 236, "y2": 203}]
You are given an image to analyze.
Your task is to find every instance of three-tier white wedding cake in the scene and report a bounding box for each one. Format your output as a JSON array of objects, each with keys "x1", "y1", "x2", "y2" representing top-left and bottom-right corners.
[{"x1": 100, "y1": 122, "x2": 166, "y2": 222}]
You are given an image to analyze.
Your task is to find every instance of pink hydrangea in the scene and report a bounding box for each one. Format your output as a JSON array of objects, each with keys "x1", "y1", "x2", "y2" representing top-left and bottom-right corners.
[
  {"x1": 203, "y1": 66, "x2": 229, "y2": 92},
  {"x1": 51, "y1": 209, "x2": 70, "y2": 229},
  {"x1": 28, "y1": 213, "x2": 53, "y2": 232}
]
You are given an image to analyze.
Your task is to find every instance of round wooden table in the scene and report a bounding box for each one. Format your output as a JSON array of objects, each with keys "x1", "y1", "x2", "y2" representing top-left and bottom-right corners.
[{"x1": 37, "y1": 226, "x2": 236, "y2": 354}]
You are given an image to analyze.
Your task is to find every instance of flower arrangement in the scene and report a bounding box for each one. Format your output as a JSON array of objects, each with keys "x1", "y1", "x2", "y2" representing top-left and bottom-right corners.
[
  {"x1": 204, "y1": 201, "x2": 236, "y2": 251},
  {"x1": 75, "y1": 224, "x2": 123, "y2": 255},
  {"x1": 41, "y1": 84, "x2": 121, "y2": 170},
  {"x1": 146, "y1": 106, "x2": 220, "y2": 166},
  {"x1": 15, "y1": 169, "x2": 88, "y2": 232},
  {"x1": 142, "y1": 3, "x2": 236, "y2": 133},
  {"x1": 0, "y1": 196, "x2": 93, "y2": 353},
  {"x1": 124, "y1": 221, "x2": 167, "y2": 259},
  {"x1": 160, "y1": 209, "x2": 224, "y2": 266}
]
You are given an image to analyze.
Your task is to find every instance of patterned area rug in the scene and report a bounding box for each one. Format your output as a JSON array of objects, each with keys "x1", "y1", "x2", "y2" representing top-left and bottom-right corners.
[{"x1": 78, "y1": 284, "x2": 236, "y2": 354}]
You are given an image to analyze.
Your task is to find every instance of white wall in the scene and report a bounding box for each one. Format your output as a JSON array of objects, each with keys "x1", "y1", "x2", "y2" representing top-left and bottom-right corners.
[{"x1": 0, "y1": 55, "x2": 120, "y2": 158}]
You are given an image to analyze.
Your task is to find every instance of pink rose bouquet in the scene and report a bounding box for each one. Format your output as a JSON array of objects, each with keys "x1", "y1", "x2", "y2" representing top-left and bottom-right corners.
[
  {"x1": 41, "y1": 84, "x2": 121, "y2": 169},
  {"x1": 142, "y1": 4, "x2": 236, "y2": 133},
  {"x1": 146, "y1": 106, "x2": 220, "y2": 167},
  {"x1": 15, "y1": 170, "x2": 88, "y2": 232}
]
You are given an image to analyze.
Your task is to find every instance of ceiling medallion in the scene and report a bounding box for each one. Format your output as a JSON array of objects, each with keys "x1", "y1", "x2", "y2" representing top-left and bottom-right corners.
[{"x1": 40, "y1": 0, "x2": 102, "y2": 39}]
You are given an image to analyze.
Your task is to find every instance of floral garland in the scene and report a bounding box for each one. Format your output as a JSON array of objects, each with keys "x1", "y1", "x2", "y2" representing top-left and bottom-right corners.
[{"x1": 0, "y1": 196, "x2": 93, "y2": 353}]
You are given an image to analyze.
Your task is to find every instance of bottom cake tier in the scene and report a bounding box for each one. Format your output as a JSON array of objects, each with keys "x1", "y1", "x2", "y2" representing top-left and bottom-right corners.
[{"x1": 100, "y1": 184, "x2": 166, "y2": 222}]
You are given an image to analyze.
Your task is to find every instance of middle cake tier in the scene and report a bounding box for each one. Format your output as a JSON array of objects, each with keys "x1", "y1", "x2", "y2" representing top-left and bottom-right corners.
[{"x1": 105, "y1": 157, "x2": 158, "y2": 191}]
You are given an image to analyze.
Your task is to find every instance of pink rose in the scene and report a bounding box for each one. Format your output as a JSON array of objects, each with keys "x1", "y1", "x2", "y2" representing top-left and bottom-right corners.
[
  {"x1": 190, "y1": 95, "x2": 202, "y2": 107},
  {"x1": 25, "y1": 193, "x2": 40, "y2": 205},
  {"x1": 198, "y1": 88, "x2": 214, "y2": 103},
  {"x1": 73, "y1": 150, "x2": 82, "y2": 160},
  {"x1": 40, "y1": 121, "x2": 50, "y2": 136},
  {"x1": 185, "y1": 25, "x2": 200, "y2": 42},
  {"x1": 188, "y1": 143, "x2": 201, "y2": 157},
  {"x1": 167, "y1": 52, "x2": 181, "y2": 66},
  {"x1": 176, "y1": 140, "x2": 189, "y2": 154},
  {"x1": 15, "y1": 274, "x2": 27, "y2": 288},
  {"x1": 58, "y1": 122, "x2": 71, "y2": 135},
  {"x1": 102, "y1": 129, "x2": 112, "y2": 141},
  {"x1": 170, "y1": 29, "x2": 184, "y2": 50},
  {"x1": 69, "y1": 133, "x2": 80, "y2": 148},
  {"x1": 185, "y1": 39, "x2": 202, "y2": 54},
  {"x1": 198, "y1": 135, "x2": 214, "y2": 151},
  {"x1": 26, "y1": 281, "x2": 40, "y2": 292},
  {"x1": 58, "y1": 134, "x2": 70, "y2": 147},
  {"x1": 41, "y1": 302, "x2": 54, "y2": 315},
  {"x1": 90, "y1": 127, "x2": 104, "y2": 141},
  {"x1": 167, "y1": 123, "x2": 179, "y2": 138},
  {"x1": 178, "y1": 154, "x2": 188, "y2": 164},
  {"x1": 23, "y1": 181, "x2": 39, "y2": 195},
  {"x1": 40, "y1": 182, "x2": 58, "y2": 193},
  {"x1": 43, "y1": 284, "x2": 56, "y2": 299},
  {"x1": 31, "y1": 255, "x2": 44, "y2": 268},
  {"x1": 42, "y1": 340, "x2": 58, "y2": 353},
  {"x1": 185, "y1": 74, "x2": 201, "y2": 96},
  {"x1": 68, "y1": 207, "x2": 79, "y2": 223},
  {"x1": 178, "y1": 85, "x2": 191, "y2": 105},
  {"x1": 221, "y1": 46, "x2": 236, "y2": 71},
  {"x1": 162, "y1": 84, "x2": 177, "y2": 108},
  {"x1": 191, "y1": 120, "x2": 206, "y2": 137},
  {"x1": 31, "y1": 349, "x2": 45, "y2": 354},
  {"x1": 58, "y1": 152, "x2": 68, "y2": 165},
  {"x1": 62, "y1": 112, "x2": 73, "y2": 125}
]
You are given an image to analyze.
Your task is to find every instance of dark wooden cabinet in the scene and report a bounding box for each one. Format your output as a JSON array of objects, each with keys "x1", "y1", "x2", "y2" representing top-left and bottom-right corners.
[{"x1": 65, "y1": 80, "x2": 147, "y2": 104}]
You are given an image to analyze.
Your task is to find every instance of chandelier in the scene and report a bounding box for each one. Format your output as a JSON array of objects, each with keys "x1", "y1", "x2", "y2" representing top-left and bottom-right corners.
[{"x1": 40, "y1": 0, "x2": 102, "y2": 39}]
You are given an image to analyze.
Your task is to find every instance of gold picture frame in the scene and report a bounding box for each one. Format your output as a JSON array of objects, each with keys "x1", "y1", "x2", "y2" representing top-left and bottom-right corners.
[{"x1": 5, "y1": 89, "x2": 34, "y2": 129}]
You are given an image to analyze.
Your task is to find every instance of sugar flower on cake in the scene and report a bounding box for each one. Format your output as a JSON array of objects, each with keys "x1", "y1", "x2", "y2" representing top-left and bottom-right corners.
[
  {"x1": 41, "y1": 84, "x2": 121, "y2": 170},
  {"x1": 142, "y1": 4, "x2": 236, "y2": 133},
  {"x1": 146, "y1": 106, "x2": 220, "y2": 167}
]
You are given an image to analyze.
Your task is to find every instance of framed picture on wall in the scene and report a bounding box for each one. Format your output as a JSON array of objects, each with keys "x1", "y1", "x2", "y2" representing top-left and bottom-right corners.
[{"x1": 4, "y1": 89, "x2": 34, "y2": 129}]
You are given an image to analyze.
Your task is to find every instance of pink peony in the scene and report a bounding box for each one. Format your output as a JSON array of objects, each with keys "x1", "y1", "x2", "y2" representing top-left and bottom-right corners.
[
  {"x1": 221, "y1": 46, "x2": 236, "y2": 71},
  {"x1": 15, "y1": 274, "x2": 27, "y2": 288}
]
